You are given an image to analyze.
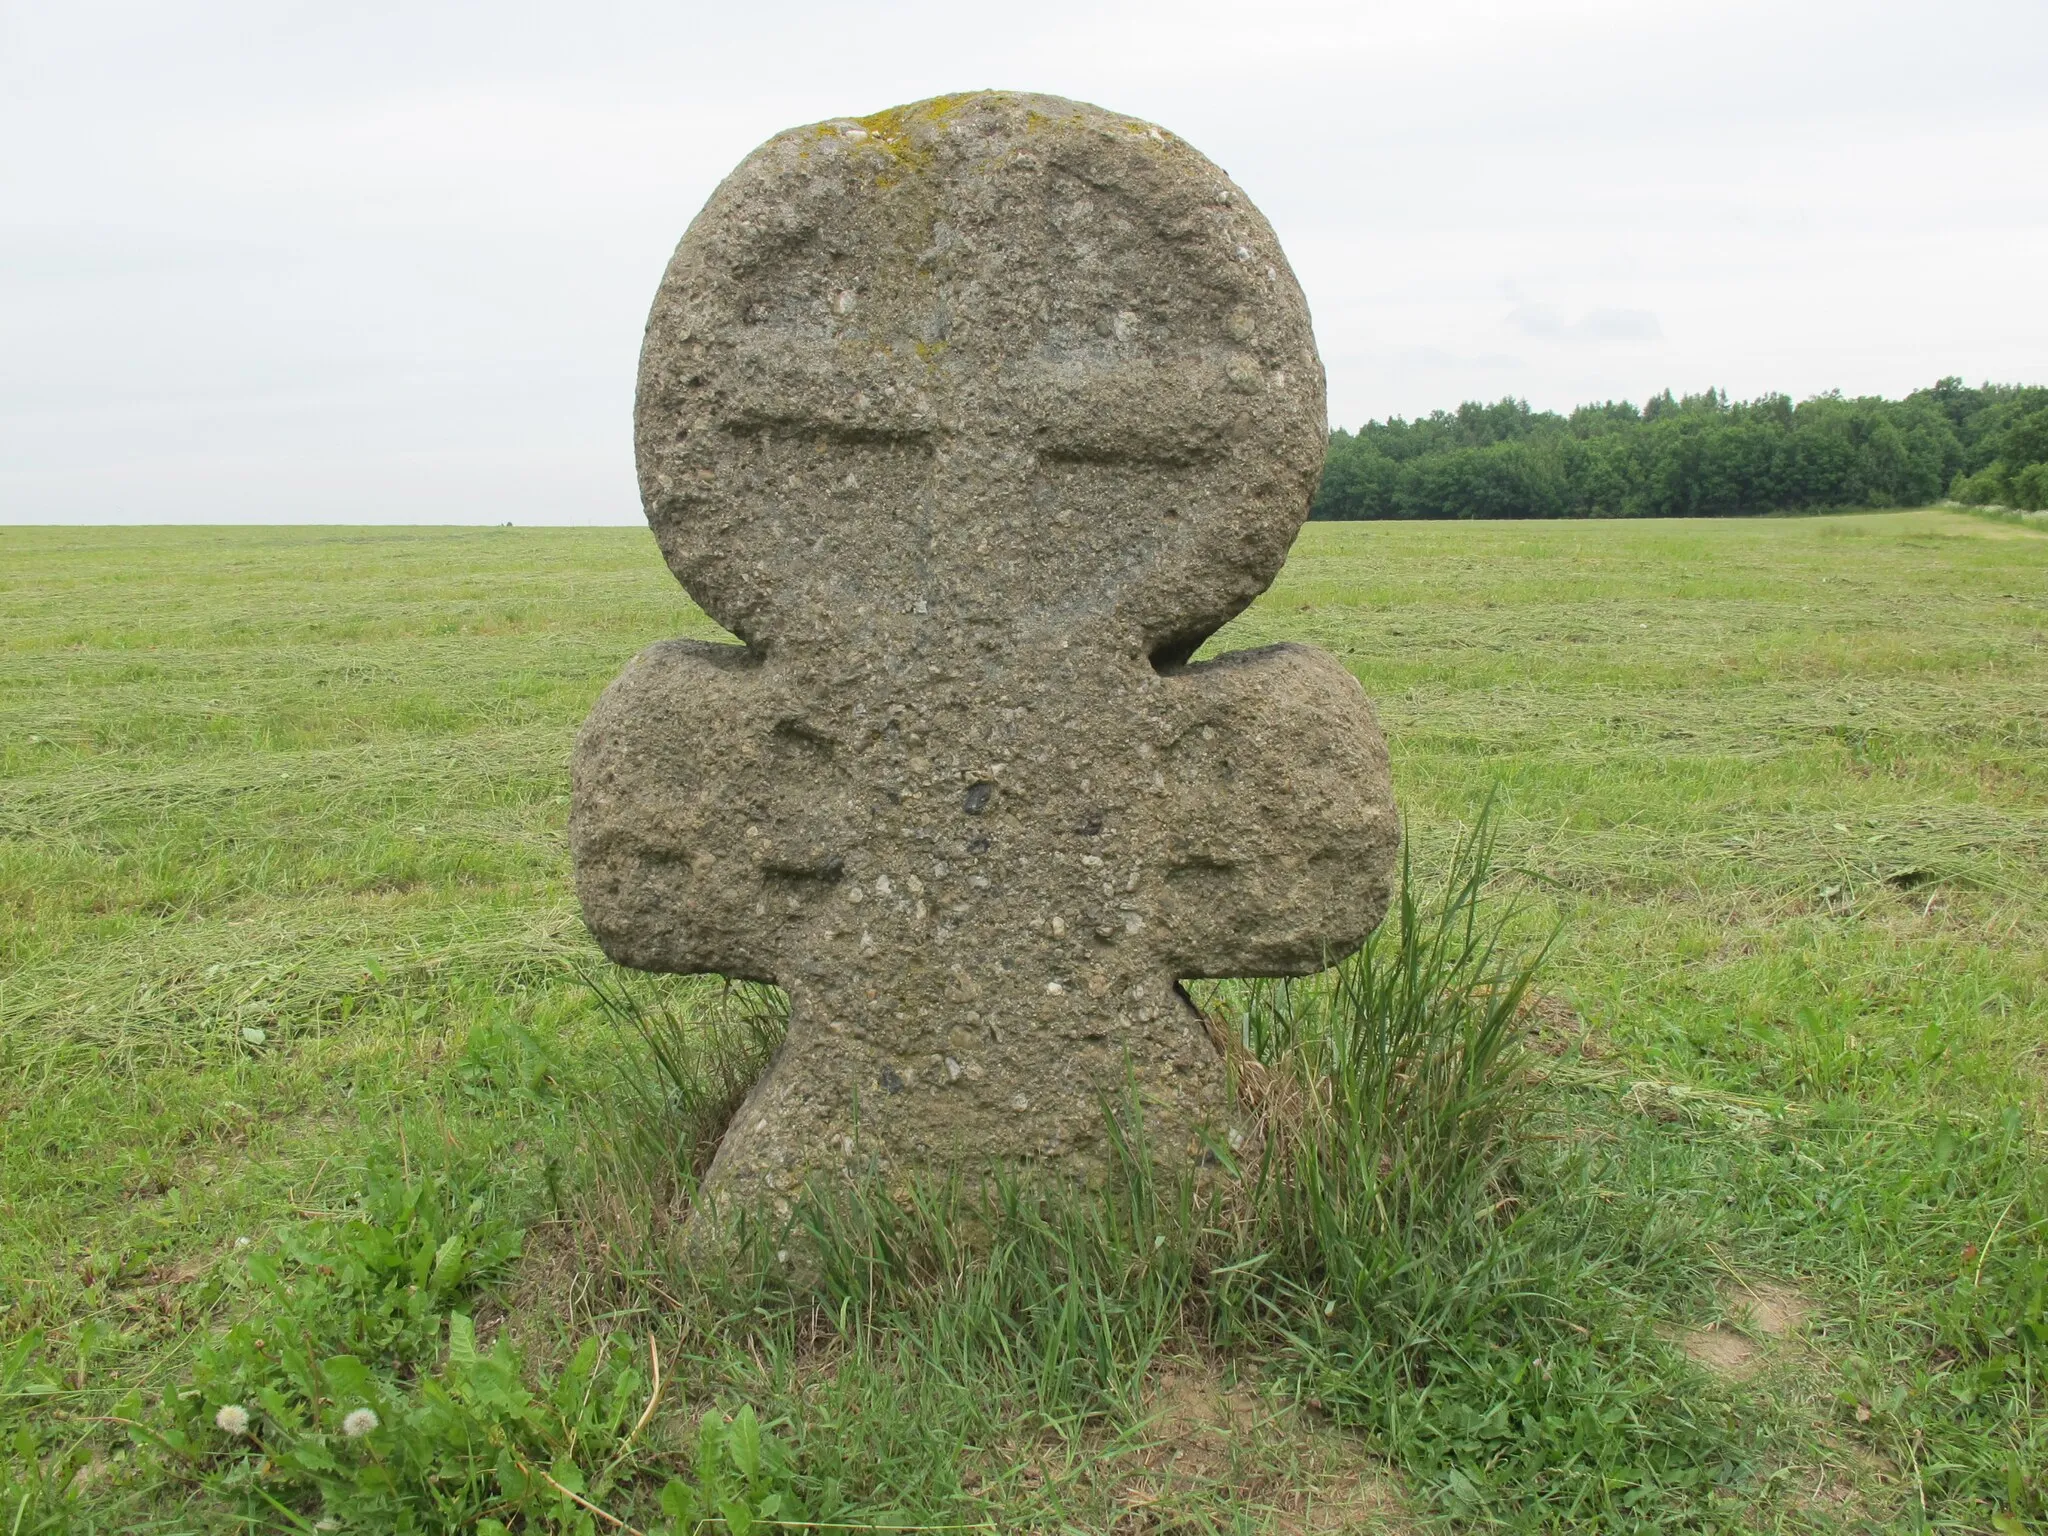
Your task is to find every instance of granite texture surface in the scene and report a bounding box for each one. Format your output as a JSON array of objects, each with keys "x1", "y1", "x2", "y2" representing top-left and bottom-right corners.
[{"x1": 571, "y1": 91, "x2": 1399, "y2": 1244}]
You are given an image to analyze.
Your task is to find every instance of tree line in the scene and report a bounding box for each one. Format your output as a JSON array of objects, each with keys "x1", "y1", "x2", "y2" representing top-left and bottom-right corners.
[{"x1": 1312, "y1": 378, "x2": 2048, "y2": 519}]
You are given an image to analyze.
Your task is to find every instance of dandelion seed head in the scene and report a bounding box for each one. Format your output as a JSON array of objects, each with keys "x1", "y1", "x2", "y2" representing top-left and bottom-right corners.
[
  {"x1": 341, "y1": 1407, "x2": 379, "y2": 1438},
  {"x1": 214, "y1": 1404, "x2": 251, "y2": 1435}
]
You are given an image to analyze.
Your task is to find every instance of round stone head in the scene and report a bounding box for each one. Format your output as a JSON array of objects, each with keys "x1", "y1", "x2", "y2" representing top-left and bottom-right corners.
[{"x1": 634, "y1": 91, "x2": 1328, "y2": 665}]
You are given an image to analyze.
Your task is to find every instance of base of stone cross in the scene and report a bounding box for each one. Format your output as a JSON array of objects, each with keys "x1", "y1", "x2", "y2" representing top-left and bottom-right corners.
[{"x1": 679, "y1": 971, "x2": 1234, "y2": 1261}]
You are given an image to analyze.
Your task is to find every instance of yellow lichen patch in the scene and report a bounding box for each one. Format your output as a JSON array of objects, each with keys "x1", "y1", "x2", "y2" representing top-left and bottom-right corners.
[
  {"x1": 1022, "y1": 105, "x2": 1091, "y2": 138},
  {"x1": 853, "y1": 91, "x2": 986, "y2": 179},
  {"x1": 858, "y1": 91, "x2": 982, "y2": 137}
]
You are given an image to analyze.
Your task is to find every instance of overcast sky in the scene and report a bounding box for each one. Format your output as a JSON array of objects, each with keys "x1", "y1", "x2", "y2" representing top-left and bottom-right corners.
[{"x1": 3, "y1": 0, "x2": 2044, "y2": 524}]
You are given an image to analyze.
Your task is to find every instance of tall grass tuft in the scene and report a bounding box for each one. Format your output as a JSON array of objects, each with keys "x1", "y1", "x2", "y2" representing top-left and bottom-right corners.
[
  {"x1": 1209, "y1": 797, "x2": 1546, "y2": 1308},
  {"x1": 574, "y1": 970, "x2": 786, "y2": 1258}
]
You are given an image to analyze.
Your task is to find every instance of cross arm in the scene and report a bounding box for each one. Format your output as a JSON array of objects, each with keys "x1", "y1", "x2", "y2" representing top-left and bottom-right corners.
[
  {"x1": 1148, "y1": 644, "x2": 1399, "y2": 978},
  {"x1": 570, "y1": 639, "x2": 844, "y2": 984}
]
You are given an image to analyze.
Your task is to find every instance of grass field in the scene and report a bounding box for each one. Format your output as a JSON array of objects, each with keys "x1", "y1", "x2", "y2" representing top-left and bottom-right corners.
[{"x1": 3, "y1": 509, "x2": 2045, "y2": 1533}]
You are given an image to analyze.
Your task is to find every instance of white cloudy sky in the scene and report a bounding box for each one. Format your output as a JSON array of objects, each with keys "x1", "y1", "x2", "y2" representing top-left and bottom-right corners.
[{"x1": 3, "y1": 0, "x2": 2044, "y2": 524}]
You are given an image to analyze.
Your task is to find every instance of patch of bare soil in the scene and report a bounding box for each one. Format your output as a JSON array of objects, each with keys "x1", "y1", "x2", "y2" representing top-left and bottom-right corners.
[
  {"x1": 1133, "y1": 1366, "x2": 1265, "y2": 1484},
  {"x1": 1664, "y1": 1277, "x2": 1906, "y2": 1522},
  {"x1": 1671, "y1": 1324, "x2": 1761, "y2": 1377},
  {"x1": 1113, "y1": 1359, "x2": 1408, "y2": 1534},
  {"x1": 1728, "y1": 1279, "x2": 1810, "y2": 1341},
  {"x1": 1665, "y1": 1277, "x2": 1813, "y2": 1381}
]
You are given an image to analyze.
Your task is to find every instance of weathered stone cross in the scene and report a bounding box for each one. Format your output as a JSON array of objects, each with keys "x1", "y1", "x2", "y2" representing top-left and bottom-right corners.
[{"x1": 572, "y1": 92, "x2": 1398, "y2": 1242}]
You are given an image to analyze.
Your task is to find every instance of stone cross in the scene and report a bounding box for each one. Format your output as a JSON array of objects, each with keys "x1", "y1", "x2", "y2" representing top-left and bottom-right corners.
[{"x1": 571, "y1": 92, "x2": 1398, "y2": 1243}]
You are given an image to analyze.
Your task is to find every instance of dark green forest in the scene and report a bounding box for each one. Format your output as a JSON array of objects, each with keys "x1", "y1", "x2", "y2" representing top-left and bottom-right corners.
[{"x1": 1312, "y1": 378, "x2": 2048, "y2": 520}]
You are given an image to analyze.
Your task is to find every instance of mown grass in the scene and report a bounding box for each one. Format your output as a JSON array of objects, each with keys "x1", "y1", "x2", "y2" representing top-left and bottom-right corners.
[{"x1": 2, "y1": 510, "x2": 2045, "y2": 1532}]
